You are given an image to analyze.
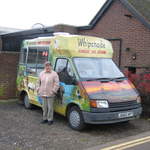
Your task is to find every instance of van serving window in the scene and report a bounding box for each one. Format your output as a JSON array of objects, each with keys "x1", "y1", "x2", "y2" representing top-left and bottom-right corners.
[
  {"x1": 37, "y1": 49, "x2": 49, "y2": 65},
  {"x1": 27, "y1": 48, "x2": 37, "y2": 66},
  {"x1": 26, "y1": 47, "x2": 49, "y2": 75},
  {"x1": 36, "y1": 47, "x2": 49, "y2": 75},
  {"x1": 26, "y1": 48, "x2": 37, "y2": 75}
]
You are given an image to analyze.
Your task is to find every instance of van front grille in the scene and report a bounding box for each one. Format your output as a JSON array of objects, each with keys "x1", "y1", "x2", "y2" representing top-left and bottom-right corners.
[{"x1": 109, "y1": 100, "x2": 137, "y2": 108}]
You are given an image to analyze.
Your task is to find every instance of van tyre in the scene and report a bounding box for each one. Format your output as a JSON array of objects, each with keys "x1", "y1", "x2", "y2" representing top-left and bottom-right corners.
[
  {"x1": 24, "y1": 94, "x2": 32, "y2": 109},
  {"x1": 67, "y1": 106, "x2": 86, "y2": 131}
]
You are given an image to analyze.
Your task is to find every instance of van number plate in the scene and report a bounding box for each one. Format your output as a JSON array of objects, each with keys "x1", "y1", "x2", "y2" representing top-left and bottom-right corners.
[{"x1": 118, "y1": 112, "x2": 134, "y2": 118}]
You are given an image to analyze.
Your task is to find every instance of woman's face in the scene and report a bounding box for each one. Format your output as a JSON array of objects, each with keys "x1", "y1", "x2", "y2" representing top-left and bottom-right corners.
[{"x1": 45, "y1": 64, "x2": 52, "y2": 72}]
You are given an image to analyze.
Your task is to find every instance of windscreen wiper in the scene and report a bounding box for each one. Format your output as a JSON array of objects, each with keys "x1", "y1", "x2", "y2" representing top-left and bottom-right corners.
[
  {"x1": 86, "y1": 78, "x2": 114, "y2": 82},
  {"x1": 86, "y1": 77, "x2": 127, "y2": 82},
  {"x1": 113, "y1": 77, "x2": 127, "y2": 81}
]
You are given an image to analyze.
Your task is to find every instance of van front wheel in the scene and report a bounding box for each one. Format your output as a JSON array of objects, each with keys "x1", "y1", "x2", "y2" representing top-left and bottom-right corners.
[
  {"x1": 24, "y1": 95, "x2": 32, "y2": 109},
  {"x1": 67, "y1": 106, "x2": 85, "y2": 131}
]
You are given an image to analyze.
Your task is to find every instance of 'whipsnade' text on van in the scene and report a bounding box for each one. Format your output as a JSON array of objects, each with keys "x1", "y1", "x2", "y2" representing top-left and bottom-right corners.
[{"x1": 78, "y1": 38, "x2": 105, "y2": 49}]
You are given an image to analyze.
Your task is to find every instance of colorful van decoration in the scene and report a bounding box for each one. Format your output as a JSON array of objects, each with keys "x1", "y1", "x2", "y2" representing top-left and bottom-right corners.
[{"x1": 17, "y1": 34, "x2": 142, "y2": 130}]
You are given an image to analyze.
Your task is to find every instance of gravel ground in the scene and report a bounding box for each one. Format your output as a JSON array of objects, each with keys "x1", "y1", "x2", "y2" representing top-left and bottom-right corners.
[{"x1": 0, "y1": 100, "x2": 150, "y2": 150}]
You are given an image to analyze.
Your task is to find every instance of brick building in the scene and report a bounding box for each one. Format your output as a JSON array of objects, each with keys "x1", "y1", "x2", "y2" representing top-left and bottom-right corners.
[
  {"x1": 78, "y1": 0, "x2": 150, "y2": 74},
  {"x1": 0, "y1": 0, "x2": 150, "y2": 99}
]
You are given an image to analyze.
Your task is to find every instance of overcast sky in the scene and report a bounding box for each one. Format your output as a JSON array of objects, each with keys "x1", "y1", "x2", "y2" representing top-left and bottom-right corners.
[{"x1": 0, "y1": 0, "x2": 106, "y2": 29}]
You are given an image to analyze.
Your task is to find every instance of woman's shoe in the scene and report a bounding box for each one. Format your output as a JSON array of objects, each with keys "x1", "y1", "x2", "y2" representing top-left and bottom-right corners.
[
  {"x1": 41, "y1": 120, "x2": 48, "y2": 124},
  {"x1": 48, "y1": 120, "x2": 53, "y2": 125}
]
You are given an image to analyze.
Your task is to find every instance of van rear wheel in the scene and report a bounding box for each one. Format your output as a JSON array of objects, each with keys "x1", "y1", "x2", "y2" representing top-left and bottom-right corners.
[
  {"x1": 24, "y1": 95, "x2": 32, "y2": 109},
  {"x1": 67, "y1": 106, "x2": 86, "y2": 131}
]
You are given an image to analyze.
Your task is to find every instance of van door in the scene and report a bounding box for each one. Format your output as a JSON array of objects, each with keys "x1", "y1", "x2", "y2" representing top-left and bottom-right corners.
[{"x1": 54, "y1": 58, "x2": 76, "y2": 115}]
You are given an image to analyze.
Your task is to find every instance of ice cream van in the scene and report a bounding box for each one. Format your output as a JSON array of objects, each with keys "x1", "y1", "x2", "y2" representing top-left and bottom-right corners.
[{"x1": 17, "y1": 33, "x2": 142, "y2": 130}]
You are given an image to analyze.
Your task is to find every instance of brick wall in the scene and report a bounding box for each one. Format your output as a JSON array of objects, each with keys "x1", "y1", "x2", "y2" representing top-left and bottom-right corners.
[
  {"x1": 0, "y1": 52, "x2": 19, "y2": 99},
  {"x1": 79, "y1": 0, "x2": 150, "y2": 73}
]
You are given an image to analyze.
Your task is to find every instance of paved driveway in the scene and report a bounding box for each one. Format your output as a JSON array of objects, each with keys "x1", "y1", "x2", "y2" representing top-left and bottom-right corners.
[{"x1": 0, "y1": 100, "x2": 150, "y2": 150}]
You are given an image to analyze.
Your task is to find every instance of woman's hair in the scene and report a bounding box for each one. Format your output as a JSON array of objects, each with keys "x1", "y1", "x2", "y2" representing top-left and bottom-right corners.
[{"x1": 44, "y1": 61, "x2": 51, "y2": 66}]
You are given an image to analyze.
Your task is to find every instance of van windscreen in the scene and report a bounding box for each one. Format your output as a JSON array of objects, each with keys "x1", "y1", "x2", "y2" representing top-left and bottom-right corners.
[{"x1": 73, "y1": 58, "x2": 124, "y2": 80}]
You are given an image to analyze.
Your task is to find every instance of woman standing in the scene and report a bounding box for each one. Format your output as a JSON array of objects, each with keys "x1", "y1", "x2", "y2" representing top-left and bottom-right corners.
[{"x1": 37, "y1": 61, "x2": 59, "y2": 125}]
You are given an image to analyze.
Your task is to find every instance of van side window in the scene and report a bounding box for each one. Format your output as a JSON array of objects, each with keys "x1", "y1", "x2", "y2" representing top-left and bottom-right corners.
[
  {"x1": 67, "y1": 63, "x2": 74, "y2": 77},
  {"x1": 55, "y1": 59, "x2": 68, "y2": 73},
  {"x1": 55, "y1": 58, "x2": 75, "y2": 85},
  {"x1": 27, "y1": 48, "x2": 37, "y2": 75},
  {"x1": 20, "y1": 48, "x2": 27, "y2": 64}
]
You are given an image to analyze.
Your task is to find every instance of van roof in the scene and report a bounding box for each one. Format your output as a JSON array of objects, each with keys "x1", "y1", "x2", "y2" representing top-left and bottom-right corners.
[{"x1": 23, "y1": 34, "x2": 113, "y2": 58}]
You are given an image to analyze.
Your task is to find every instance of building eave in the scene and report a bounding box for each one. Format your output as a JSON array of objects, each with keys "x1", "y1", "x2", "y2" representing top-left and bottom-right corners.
[
  {"x1": 79, "y1": 0, "x2": 150, "y2": 31},
  {"x1": 78, "y1": 0, "x2": 114, "y2": 31},
  {"x1": 1, "y1": 26, "x2": 54, "y2": 38},
  {"x1": 120, "y1": 0, "x2": 150, "y2": 30},
  {"x1": 89, "y1": 0, "x2": 113, "y2": 27},
  {"x1": 77, "y1": 25, "x2": 93, "y2": 31}
]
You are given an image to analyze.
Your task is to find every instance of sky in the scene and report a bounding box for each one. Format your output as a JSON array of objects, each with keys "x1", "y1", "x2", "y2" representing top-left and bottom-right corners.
[{"x1": 0, "y1": 0, "x2": 106, "y2": 29}]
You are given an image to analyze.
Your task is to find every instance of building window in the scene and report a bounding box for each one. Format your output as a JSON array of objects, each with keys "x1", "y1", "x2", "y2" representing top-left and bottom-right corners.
[{"x1": 128, "y1": 67, "x2": 136, "y2": 74}]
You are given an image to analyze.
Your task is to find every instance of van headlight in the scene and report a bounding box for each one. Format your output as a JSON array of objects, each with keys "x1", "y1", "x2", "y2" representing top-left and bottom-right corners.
[
  {"x1": 90, "y1": 100, "x2": 109, "y2": 108},
  {"x1": 96, "y1": 100, "x2": 109, "y2": 108}
]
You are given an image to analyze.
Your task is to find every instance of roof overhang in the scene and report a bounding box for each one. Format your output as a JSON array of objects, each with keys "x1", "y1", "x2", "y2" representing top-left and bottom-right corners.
[{"x1": 78, "y1": 0, "x2": 150, "y2": 31}]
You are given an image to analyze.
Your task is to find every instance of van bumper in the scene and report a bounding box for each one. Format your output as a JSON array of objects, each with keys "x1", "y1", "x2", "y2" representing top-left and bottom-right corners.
[{"x1": 82, "y1": 107, "x2": 142, "y2": 124}]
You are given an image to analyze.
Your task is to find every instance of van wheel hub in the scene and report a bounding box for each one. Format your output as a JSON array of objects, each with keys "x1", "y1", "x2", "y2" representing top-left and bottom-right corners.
[
  {"x1": 69, "y1": 110, "x2": 80, "y2": 127},
  {"x1": 24, "y1": 95, "x2": 32, "y2": 109}
]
